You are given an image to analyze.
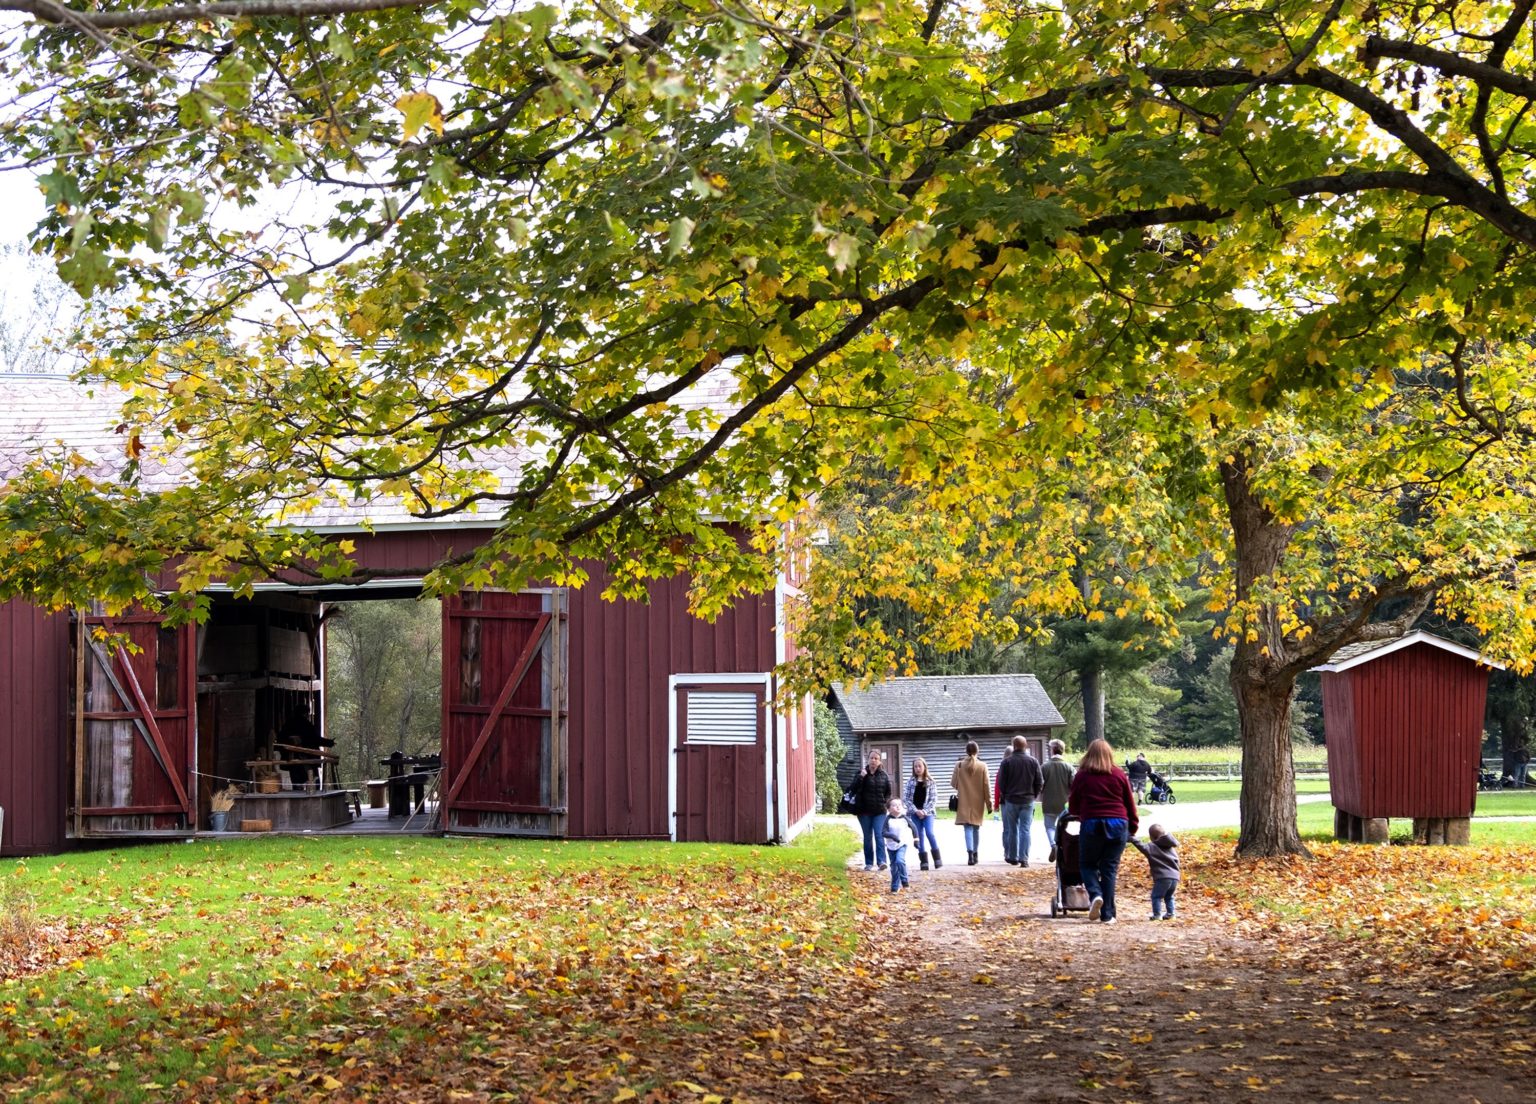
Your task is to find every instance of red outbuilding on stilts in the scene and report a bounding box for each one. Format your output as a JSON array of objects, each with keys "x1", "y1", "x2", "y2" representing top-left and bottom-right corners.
[{"x1": 1312, "y1": 630, "x2": 1502, "y2": 845}]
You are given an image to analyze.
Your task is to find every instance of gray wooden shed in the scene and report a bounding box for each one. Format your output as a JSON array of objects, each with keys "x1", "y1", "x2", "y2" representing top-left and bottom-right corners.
[{"x1": 830, "y1": 674, "x2": 1066, "y2": 805}]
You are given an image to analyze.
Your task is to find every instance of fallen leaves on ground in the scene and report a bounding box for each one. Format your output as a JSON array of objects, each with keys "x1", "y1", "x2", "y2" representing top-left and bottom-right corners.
[
  {"x1": 1182, "y1": 837, "x2": 1536, "y2": 1001},
  {"x1": 0, "y1": 918, "x2": 120, "y2": 985},
  {"x1": 2, "y1": 833, "x2": 885, "y2": 1102}
]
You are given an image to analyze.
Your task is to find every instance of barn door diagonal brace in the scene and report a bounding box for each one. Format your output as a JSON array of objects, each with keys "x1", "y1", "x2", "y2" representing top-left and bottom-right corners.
[
  {"x1": 89, "y1": 629, "x2": 192, "y2": 817},
  {"x1": 442, "y1": 613, "x2": 552, "y2": 813}
]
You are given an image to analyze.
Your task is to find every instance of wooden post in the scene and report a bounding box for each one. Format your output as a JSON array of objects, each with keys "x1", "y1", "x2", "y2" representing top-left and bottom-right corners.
[
  {"x1": 1335, "y1": 807, "x2": 1351, "y2": 841},
  {"x1": 73, "y1": 612, "x2": 86, "y2": 840},
  {"x1": 1364, "y1": 817, "x2": 1390, "y2": 844},
  {"x1": 1411, "y1": 817, "x2": 1428, "y2": 845}
]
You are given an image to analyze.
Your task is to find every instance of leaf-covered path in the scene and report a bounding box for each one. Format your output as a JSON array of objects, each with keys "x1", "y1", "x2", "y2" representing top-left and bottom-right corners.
[{"x1": 849, "y1": 860, "x2": 1535, "y2": 1104}]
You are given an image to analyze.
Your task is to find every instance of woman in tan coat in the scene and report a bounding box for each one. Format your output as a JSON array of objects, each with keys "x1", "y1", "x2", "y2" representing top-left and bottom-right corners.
[{"x1": 950, "y1": 741, "x2": 992, "y2": 866}]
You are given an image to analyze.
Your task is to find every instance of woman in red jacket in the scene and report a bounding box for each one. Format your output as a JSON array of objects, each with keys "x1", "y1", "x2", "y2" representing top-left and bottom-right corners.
[{"x1": 1067, "y1": 738, "x2": 1138, "y2": 924}]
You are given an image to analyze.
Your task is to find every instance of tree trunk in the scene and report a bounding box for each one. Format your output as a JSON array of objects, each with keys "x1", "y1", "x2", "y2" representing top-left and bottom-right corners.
[
  {"x1": 1232, "y1": 658, "x2": 1308, "y2": 857},
  {"x1": 1081, "y1": 665, "x2": 1105, "y2": 745},
  {"x1": 1221, "y1": 451, "x2": 1308, "y2": 858},
  {"x1": 1077, "y1": 561, "x2": 1104, "y2": 745}
]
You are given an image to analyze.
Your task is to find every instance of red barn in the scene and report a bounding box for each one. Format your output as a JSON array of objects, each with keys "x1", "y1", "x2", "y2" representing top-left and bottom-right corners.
[
  {"x1": 0, "y1": 376, "x2": 817, "y2": 856},
  {"x1": 1312, "y1": 630, "x2": 1501, "y2": 845}
]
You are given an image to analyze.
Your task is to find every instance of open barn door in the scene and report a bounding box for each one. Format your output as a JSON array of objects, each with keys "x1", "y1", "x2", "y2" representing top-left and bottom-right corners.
[
  {"x1": 70, "y1": 609, "x2": 197, "y2": 837},
  {"x1": 440, "y1": 590, "x2": 567, "y2": 836}
]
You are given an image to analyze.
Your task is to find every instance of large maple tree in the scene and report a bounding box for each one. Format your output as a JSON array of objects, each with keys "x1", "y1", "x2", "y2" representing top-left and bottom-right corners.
[{"x1": 1, "y1": 1, "x2": 1535, "y2": 855}]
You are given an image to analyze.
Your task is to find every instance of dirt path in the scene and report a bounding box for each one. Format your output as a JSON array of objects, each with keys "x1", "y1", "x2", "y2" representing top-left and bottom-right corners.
[{"x1": 848, "y1": 861, "x2": 1534, "y2": 1104}]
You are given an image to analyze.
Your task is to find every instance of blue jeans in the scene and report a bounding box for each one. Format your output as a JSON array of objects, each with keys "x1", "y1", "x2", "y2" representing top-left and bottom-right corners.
[
  {"x1": 889, "y1": 844, "x2": 909, "y2": 891},
  {"x1": 1043, "y1": 810, "x2": 1063, "y2": 849},
  {"x1": 1078, "y1": 819, "x2": 1129, "y2": 921},
  {"x1": 1002, "y1": 801, "x2": 1034, "y2": 862},
  {"x1": 857, "y1": 813, "x2": 889, "y2": 867},
  {"x1": 910, "y1": 814, "x2": 940, "y2": 856},
  {"x1": 1152, "y1": 878, "x2": 1178, "y2": 918},
  {"x1": 961, "y1": 822, "x2": 980, "y2": 853}
]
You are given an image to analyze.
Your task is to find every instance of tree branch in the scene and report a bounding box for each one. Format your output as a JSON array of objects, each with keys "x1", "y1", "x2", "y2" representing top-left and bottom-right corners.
[
  {"x1": 2, "y1": 0, "x2": 438, "y2": 29},
  {"x1": 1362, "y1": 34, "x2": 1536, "y2": 103}
]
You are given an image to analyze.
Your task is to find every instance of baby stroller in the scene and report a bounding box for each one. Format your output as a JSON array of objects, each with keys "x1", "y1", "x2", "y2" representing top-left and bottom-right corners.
[
  {"x1": 1049, "y1": 814, "x2": 1094, "y2": 917},
  {"x1": 1146, "y1": 770, "x2": 1176, "y2": 804}
]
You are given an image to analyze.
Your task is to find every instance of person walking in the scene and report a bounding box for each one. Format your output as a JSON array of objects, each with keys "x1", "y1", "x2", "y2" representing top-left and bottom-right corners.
[
  {"x1": 883, "y1": 798, "x2": 912, "y2": 893},
  {"x1": 1127, "y1": 753, "x2": 1152, "y2": 803},
  {"x1": 1040, "y1": 739, "x2": 1074, "y2": 863},
  {"x1": 1068, "y1": 738, "x2": 1138, "y2": 923},
  {"x1": 951, "y1": 741, "x2": 992, "y2": 866},
  {"x1": 850, "y1": 750, "x2": 893, "y2": 871},
  {"x1": 1130, "y1": 823, "x2": 1181, "y2": 920},
  {"x1": 903, "y1": 758, "x2": 942, "y2": 870},
  {"x1": 998, "y1": 736, "x2": 1043, "y2": 867}
]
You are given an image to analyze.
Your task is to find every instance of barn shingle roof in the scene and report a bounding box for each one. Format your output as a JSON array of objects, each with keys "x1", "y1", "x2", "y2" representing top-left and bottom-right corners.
[
  {"x1": 0, "y1": 372, "x2": 744, "y2": 530},
  {"x1": 831, "y1": 674, "x2": 1065, "y2": 733}
]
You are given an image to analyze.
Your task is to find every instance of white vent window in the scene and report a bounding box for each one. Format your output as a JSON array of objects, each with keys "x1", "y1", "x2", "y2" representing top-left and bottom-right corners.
[{"x1": 685, "y1": 691, "x2": 759, "y2": 745}]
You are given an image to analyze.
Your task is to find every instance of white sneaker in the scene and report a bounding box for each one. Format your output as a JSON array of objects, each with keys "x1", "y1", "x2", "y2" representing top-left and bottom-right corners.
[
  {"x1": 1087, "y1": 896, "x2": 1103, "y2": 921},
  {"x1": 1102, "y1": 916, "x2": 1118, "y2": 925}
]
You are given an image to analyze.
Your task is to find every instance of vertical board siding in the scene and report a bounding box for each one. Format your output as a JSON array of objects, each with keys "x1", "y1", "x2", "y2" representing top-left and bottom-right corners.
[
  {"x1": 567, "y1": 569, "x2": 776, "y2": 839},
  {"x1": 0, "y1": 600, "x2": 70, "y2": 856},
  {"x1": 1329, "y1": 643, "x2": 1486, "y2": 820},
  {"x1": 785, "y1": 698, "x2": 817, "y2": 828}
]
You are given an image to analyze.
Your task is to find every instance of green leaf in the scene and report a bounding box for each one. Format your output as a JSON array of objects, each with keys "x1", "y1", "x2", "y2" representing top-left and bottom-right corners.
[{"x1": 667, "y1": 217, "x2": 696, "y2": 259}]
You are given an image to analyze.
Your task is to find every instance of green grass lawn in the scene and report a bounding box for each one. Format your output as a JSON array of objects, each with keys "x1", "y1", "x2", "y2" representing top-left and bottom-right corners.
[
  {"x1": 1160, "y1": 778, "x2": 1332, "y2": 804},
  {"x1": 1191, "y1": 799, "x2": 1536, "y2": 845},
  {"x1": 1, "y1": 829, "x2": 858, "y2": 1102}
]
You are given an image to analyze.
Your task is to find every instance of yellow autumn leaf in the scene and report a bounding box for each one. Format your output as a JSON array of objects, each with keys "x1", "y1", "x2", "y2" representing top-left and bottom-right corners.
[{"x1": 395, "y1": 91, "x2": 445, "y2": 141}]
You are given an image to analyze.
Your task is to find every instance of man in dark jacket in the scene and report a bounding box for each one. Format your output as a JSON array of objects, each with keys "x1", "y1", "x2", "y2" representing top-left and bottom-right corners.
[
  {"x1": 1039, "y1": 739, "x2": 1074, "y2": 862},
  {"x1": 998, "y1": 736, "x2": 1043, "y2": 867},
  {"x1": 1127, "y1": 753, "x2": 1152, "y2": 802}
]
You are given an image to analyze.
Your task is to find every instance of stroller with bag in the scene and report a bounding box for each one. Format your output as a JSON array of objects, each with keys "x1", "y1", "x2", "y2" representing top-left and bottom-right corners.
[
  {"x1": 1049, "y1": 814, "x2": 1094, "y2": 917},
  {"x1": 1146, "y1": 770, "x2": 1176, "y2": 804}
]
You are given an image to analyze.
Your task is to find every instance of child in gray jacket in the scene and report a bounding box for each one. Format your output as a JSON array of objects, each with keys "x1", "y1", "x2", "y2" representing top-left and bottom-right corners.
[{"x1": 1131, "y1": 824, "x2": 1180, "y2": 920}]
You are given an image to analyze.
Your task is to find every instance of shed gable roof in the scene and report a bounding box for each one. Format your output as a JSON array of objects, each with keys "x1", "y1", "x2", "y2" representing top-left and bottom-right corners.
[
  {"x1": 1310, "y1": 630, "x2": 1506, "y2": 673},
  {"x1": 831, "y1": 674, "x2": 1065, "y2": 733}
]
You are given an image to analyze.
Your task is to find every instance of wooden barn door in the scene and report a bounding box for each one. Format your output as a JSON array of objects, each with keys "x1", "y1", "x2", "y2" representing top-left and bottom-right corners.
[
  {"x1": 440, "y1": 590, "x2": 567, "y2": 836},
  {"x1": 673, "y1": 679, "x2": 770, "y2": 844},
  {"x1": 71, "y1": 609, "x2": 197, "y2": 837}
]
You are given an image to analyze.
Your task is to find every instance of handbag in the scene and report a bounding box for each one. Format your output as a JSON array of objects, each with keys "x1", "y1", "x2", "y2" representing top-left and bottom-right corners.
[{"x1": 948, "y1": 794, "x2": 959, "y2": 812}]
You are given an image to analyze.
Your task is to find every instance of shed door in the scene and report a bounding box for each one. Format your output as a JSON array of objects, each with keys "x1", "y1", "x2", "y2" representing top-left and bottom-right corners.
[
  {"x1": 71, "y1": 610, "x2": 197, "y2": 836},
  {"x1": 441, "y1": 590, "x2": 567, "y2": 836},
  {"x1": 866, "y1": 741, "x2": 902, "y2": 790},
  {"x1": 674, "y1": 681, "x2": 769, "y2": 843}
]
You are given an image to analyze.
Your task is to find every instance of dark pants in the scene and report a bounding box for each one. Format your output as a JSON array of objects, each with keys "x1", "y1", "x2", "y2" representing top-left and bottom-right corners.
[
  {"x1": 1152, "y1": 878, "x2": 1179, "y2": 918},
  {"x1": 1079, "y1": 825, "x2": 1128, "y2": 921}
]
